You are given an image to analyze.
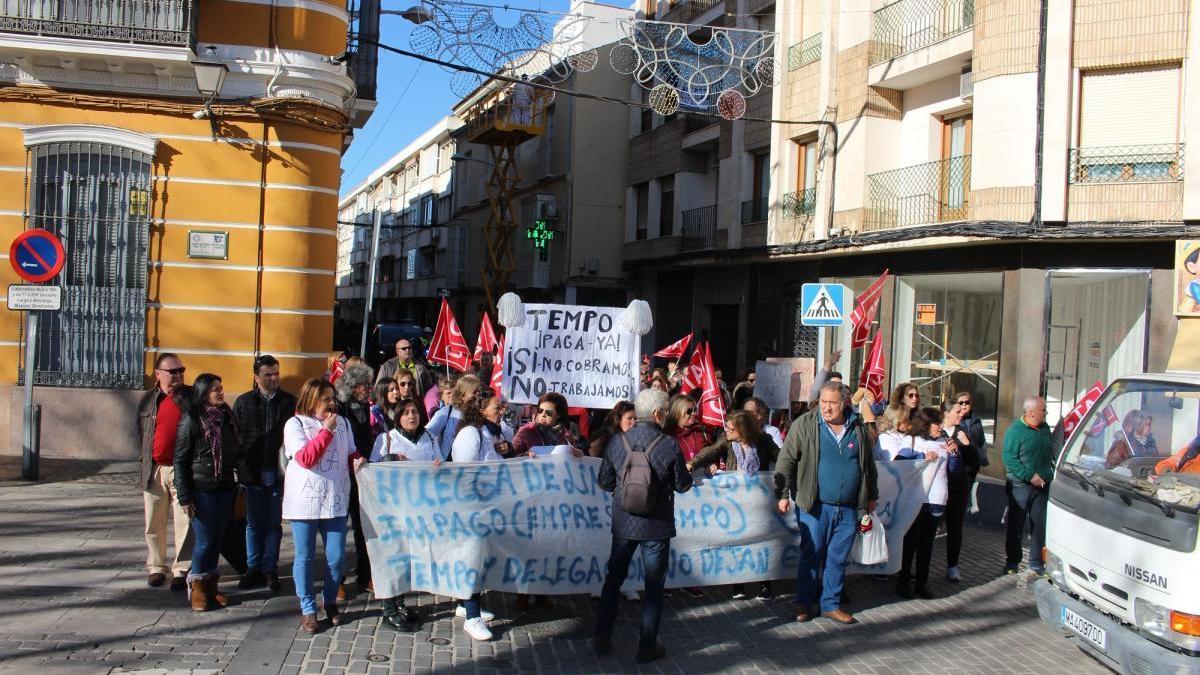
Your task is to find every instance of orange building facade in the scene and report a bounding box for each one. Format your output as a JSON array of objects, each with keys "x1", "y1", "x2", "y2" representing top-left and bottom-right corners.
[{"x1": 0, "y1": 0, "x2": 378, "y2": 457}]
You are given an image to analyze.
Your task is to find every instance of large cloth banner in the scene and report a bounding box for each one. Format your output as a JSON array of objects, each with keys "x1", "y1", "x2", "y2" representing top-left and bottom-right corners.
[
  {"x1": 359, "y1": 456, "x2": 932, "y2": 600},
  {"x1": 501, "y1": 303, "x2": 639, "y2": 409}
]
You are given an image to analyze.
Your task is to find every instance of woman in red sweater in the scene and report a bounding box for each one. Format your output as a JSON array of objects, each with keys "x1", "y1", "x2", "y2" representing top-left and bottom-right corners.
[{"x1": 662, "y1": 394, "x2": 711, "y2": 461}]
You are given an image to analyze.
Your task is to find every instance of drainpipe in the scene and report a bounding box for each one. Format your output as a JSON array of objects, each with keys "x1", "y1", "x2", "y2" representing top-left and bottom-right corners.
[{"x1": 1031, "y1": 0, "x2": 1049, "y2": 228}]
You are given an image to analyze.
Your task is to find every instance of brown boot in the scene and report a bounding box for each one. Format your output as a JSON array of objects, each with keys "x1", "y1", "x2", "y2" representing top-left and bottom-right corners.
[
  {"x1": 189, "y1": 580, "x2": 209, "y2": 612},
  {"x1": 206, "y1": 576, "x2": 228, "y2": 608}
]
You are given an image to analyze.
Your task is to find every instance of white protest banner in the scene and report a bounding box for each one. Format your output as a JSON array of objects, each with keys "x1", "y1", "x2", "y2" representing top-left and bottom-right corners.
[
  {"x1": 358, "y1": 455, "x2": 929, "y2": 600},
  {"x1": 765, "y1": 356, "x2": 816, "y2": 403},
  {"x1": 501, "y1": 303, "x2": 639, "y2": 409},
  {"x1": 753, "y1": 360, "x2": 792, "y2": 410}
]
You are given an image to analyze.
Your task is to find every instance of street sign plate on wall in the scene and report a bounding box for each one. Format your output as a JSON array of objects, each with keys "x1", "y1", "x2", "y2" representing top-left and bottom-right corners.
[
  {"x1": 9, "y1": 230, "x2": 65, "y2": 283},
  {"x1": 8, "y1": 285, "x2": 61, "y2": 311}
]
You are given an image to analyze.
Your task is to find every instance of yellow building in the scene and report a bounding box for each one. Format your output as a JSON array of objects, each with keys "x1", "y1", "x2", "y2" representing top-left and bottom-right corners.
[{"x1": 0, "y1": 1, "x2": 379, "y2": 457}]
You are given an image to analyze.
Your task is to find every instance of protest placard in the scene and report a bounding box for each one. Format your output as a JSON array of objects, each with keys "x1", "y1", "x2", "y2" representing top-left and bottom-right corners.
[
  {"x1": 753, "y1": 361, "x2": 792, "y2": 410},
  {"x1": 357, "y1": 455, "x2": 930, "y2": 599},
  {"x1": 765, "y1": 356, "x2": 816, "y2": 403},
  {"x1": 501, "y1": 303, "x2": 639, "y2": 409}
]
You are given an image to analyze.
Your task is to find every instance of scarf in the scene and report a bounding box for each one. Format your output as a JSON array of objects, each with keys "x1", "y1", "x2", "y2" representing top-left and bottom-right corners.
[
  {"x1": 1179, "y1": 438, "x2": 1200, "y2": 472},
  {"x1": 400, "y1": 426, "x2": 425, "y2": 444},
  {"x1": 731, "y1": 441, "x2": 760, "y2": 474},
  {"x1": 200, "y1": 404, "x2": 231, "y2": 478}
]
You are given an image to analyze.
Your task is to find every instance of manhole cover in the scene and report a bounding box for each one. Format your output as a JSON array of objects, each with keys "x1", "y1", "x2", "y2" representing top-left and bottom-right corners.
[
  {"x1": 428, "y1": 637, "x2": 451, "y2": 646},
  {"x1": 366, "y1": 654, "x2": 389, "y2": 663}
]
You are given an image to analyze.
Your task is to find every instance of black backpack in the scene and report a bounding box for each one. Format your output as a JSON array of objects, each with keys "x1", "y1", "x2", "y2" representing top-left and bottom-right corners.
[{"x1": 619, "y1": 434, "x2": 663, "y2": 516}]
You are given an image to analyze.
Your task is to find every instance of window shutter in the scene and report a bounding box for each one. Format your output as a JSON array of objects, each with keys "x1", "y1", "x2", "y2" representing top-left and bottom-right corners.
[{"x1": 1080, "y1": 66, "x2": 1180, "y2": 148}]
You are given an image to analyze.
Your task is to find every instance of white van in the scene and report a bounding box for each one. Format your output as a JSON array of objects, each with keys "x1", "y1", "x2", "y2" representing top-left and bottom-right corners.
[{"x1": 1035, "y1": 373, "x2": 1200, "y2": 674}]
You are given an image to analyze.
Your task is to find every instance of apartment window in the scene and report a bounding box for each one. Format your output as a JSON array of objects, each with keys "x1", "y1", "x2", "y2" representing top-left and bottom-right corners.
[
  {"x1": 438, "y1": 142, "x2": 453, "y2": 174},
  {"x1": 659, "y1": 176, "x2": 675, "y2": 236},
  {"x1": 405, "y1": 248, "x2": 417, "y2": 279},
  {"x1": 437, "y1": 195, "x2": 452, "y2": 224},
  {"x1": 22, "y1": 128, "x2": 153, "y2": 388},
  {"x1": 420, "y1": 195, "x2": 435, "y2": 226},
  {"x1": 1075, "y1": 65, "x2": 1182, "y2": 183},
  {"x1": 941, "y1": 114, "x2": 972, "y2": 216},
  {"x1": 635, "y1": 182, "x2": 649, "y2": 240},
  {"x1": 785, "y1": 139, "x2": 818, "y2": 216},
  {"x1": 378, "y1": 255, "x2": 394, "y2": 283}
]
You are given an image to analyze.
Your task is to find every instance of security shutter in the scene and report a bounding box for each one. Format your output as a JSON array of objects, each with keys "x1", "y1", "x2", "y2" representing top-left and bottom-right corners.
[{"x1": 1079, "y1": 66, "x2": 1180, "y2": 148}]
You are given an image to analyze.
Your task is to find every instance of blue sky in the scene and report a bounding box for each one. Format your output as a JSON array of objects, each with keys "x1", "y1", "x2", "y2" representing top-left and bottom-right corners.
[{"x1": 340, "y1": 1, "x2": 627, "y2": 197}]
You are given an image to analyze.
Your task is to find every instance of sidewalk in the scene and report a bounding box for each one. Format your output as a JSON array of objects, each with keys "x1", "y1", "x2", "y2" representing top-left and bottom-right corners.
[{"x1": 0, "y1": 457, "x2": 1109, "y2": 674}]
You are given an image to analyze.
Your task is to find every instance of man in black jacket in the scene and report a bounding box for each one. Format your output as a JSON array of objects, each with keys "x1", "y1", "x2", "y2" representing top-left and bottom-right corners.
[
  {"x1": 232, "y1": 355, "x2": 297, "y2": 592},
  {"x1": 593, "y1": 388, "x2": 692, "y2": 664}
]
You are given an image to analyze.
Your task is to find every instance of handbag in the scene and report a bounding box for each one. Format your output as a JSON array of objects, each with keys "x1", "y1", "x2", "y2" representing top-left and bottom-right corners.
[{"x1": 850, "y1": 511, "x2": 889, "y2": 566}]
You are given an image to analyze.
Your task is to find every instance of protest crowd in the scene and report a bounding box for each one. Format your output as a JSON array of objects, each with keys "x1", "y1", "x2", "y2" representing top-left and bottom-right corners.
[{"x1": 136, "y1": 292, "x2": 1060, "y2": 666}]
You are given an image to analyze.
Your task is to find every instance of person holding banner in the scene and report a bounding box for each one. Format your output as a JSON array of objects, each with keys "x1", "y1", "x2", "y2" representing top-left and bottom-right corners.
[
  {"x1": 368, "y1": 397, "x2": 438, "y2": 632},
  {"x1": 428, "y1": 375, "x2": 482, "y2": 457},
  {"x1": 513, "y1": 392, "x2": 585, "y2": 456},
  {"x1": 283, "y1": 378, "x2": 366, "y2": 633},
  {"x1": 688, "y1": 410, "x2": 779, "y2": 601},
  {"x1": 594, "y1": 388, "x2": 694, "y2": 664},
  {"x1": 448, "y1": 395, "x2": 501, "y2": 640},
  {"x1": 895, "y1": 407, "x2": 952, "y2": 600},
  {"x1": 774, "y1": 381, "x2": 878, "y2": 625}
]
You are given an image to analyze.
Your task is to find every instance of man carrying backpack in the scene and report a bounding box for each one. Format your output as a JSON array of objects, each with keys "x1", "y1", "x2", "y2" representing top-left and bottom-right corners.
[{"x1": 593, "y1": 388, "x2": 692, "y2": 664}]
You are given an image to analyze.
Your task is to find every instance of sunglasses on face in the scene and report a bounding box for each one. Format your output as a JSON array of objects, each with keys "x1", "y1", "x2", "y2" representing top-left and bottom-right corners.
[
  {"x1": 158, "y1": 367, "x2": 186, "y2": 376},
  {"x1": 956, "y1": 400, "x2": 971, "y2": 406},
  {"x1": 537, "y1": 408, "x2": 556, "y2": 417},
  {"x1": 906, "y1": 393, "x2": 919, "y2": 399},
  {"x1": 397, "y1": 345, "x2": 412, "y2": 351},
  {"x1": 684, "y1": 408, "x2": 696, "y2": 415}
]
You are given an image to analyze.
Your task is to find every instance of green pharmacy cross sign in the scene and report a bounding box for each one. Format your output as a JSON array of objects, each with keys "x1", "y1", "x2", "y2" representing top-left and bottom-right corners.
[{"x1": 526, "y1": 218, "x2": 556, "y2": 249}]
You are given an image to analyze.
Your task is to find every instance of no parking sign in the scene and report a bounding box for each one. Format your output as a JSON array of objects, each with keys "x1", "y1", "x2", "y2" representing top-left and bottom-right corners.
[{"x1": 10, "y1": 229, "x2": 65, "y2": 283}]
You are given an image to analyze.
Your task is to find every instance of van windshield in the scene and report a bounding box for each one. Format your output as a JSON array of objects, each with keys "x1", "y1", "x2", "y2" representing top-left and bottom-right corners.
[{"x1": 1060, "y1": 379, "x2": 1200, "y2": 513}]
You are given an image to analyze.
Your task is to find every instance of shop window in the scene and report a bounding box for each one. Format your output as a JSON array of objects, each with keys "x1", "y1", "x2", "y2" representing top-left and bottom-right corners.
[
  {"x1": 892, "y1": 272, "x2": 1004, "y2": 444},
  {"x1": 1044, "y1": 270, "x2": 1150, "y2": 426}
]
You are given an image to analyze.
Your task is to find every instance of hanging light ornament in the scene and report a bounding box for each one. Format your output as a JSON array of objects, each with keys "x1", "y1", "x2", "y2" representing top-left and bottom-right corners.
[
  {"x1": 408, "y1": 0, "x2": 596, "y2": 96},
  {"x1": 648, "y1": 84, "x2": 680, "y2": 116},
  {"x1": 612, "y1": 19, "x2": 776, "y2": 120}
]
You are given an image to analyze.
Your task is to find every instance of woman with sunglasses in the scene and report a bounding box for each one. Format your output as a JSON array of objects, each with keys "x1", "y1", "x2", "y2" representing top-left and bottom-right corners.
[
  {"x1": 512, "y1": 392, "x2": 585, "y2": 456},
  {"x1": 661, "y1": 394, "x2": 711, "y2": 462},
  {"x1": 369, "y1": 397, "x2": 440, "y2": 632},
  {"x1": 283, "y1": 378, "x2": 366, "y2": 633},
  {"x1": 944, "y1": 392, "x2": 986, "y2": 582}
]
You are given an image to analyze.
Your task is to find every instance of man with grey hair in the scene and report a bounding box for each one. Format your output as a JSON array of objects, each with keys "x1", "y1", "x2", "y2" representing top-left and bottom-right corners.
[
  {"x1": 1002, "y1": 395, "x2": 1054, "y2": 575},
  {"x1": 775, "y1": 380, "x2": 877, "y2": 625},
  {"x1": 594, "y1": 388, "x2": 692, "y2": 664}
]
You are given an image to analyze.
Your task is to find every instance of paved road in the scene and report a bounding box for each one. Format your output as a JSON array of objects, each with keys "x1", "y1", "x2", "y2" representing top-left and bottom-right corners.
[{"x1": 0, "y1": 457, "x2": 1111, "y2": 674}]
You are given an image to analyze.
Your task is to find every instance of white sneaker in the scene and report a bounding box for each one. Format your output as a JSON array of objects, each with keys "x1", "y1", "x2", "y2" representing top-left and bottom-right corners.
[
  {"x1": 462, "y1": 617, "x2": 493, "y2": 641},
  {"x1": 946, "y1": 565, "x2": 961, "y2": 582},
  {"x1": 455, "y1": 605, "x2": 495, "y2": 621}
]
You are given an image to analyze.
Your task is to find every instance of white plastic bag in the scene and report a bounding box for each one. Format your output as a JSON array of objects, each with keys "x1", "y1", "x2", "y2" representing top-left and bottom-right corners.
[{"x1": 851, "y1": 511, "x2": 889, "y2": 566}]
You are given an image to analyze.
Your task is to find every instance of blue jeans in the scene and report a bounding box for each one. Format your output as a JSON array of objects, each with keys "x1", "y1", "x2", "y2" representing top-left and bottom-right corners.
[
  {"x1": 244, "y1": 474, "x2": 282, "y2": 573},
  {"x1": 794, "y1": 502, "x2": 857, "y2": 613},
  {"x1": 291, "y1": 517, "x2": 348, "y2": 616},
  {"x1": 188, "y1": 488, "x2": 235, "y2": 581},
  {"x1": 595, "y1": 536, "x2": 669, "y2": 652},
  {"x1": 461, "y1": 593, "x2": 483, "y2": 619},
  {"x1": 1005, "y1": 481, "x2": 1048, "y2": 571}
]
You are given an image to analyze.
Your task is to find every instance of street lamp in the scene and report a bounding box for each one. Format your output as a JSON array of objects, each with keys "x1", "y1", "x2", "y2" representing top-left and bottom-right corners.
[
  {"x1": 381, "y1": 5, "x2": 434, "y2": 24},
  {"x1": 190, "y1": 57, "x2": 228, "y2": 138}
]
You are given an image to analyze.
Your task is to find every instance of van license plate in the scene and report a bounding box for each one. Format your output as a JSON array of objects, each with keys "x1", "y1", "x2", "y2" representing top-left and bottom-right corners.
[{"x1": 1061, "y1": 606, "x2": 1107, "y2": 651}]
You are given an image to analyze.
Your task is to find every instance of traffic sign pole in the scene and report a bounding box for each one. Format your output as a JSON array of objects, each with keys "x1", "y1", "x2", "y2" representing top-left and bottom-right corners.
[{"x1": 21, "y1": 312, "x2": 37, "y2": 480}]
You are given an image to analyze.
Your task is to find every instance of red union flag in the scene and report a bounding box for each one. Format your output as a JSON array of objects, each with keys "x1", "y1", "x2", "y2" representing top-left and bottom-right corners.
[
  {"x1": 490, "y1": 336, "x2": 505, "y2": 397},
  {"x1": 474, "y1": 312, "x2": 498, "y2": 362},
  {"x1": 698, "y1": 343, "x2": 726, "y2": 427},
  {"x1": 680, "y1": 342, "x2": 707, "y2": 393},
  {"x1": 858, "y1": 333, "x2": 886, "y2": 402},
  {"x1": 850, "y1": 270, "x2": 890, "y2": 349},
  {"x1": 1062, "y1": 380, "x2": 1106, "y2": 439},
  {"x1": 428, "y1": 297, "x2": 472, "y2": 372},
  {"x1": 653, "y1": 333, "x2": 693, "y2": 359}
]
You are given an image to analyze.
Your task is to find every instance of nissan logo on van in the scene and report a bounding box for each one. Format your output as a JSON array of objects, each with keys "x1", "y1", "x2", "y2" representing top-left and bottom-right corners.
[{"x1": 1124, "y1": 564, "x2": 1168, "y2": 590}]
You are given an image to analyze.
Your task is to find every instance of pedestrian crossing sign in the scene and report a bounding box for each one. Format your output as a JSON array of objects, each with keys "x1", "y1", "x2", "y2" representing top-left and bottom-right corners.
[{"x1": 800, "y1": 283, "x2": 851, "y2": 327}]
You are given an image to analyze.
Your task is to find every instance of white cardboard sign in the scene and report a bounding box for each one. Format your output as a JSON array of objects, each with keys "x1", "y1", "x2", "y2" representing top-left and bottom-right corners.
[{"x1": 753, "y1": 360, "x2": 793, "y2": 410}]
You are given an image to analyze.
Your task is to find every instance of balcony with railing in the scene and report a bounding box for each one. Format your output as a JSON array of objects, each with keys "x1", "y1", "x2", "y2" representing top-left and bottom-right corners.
[
  {"x1": 782, "y1": 188, "x2": 817, "y2": 218},
  {"x1": 0, "y1": 0, "x2": 197, "y2": 47},
  {"x1": 680, "y1": 204, "x2": 717, "y2": 251},
  {"x1": 741, "y1": 198, "x2": 769, "y2": 225},
  {"x1": 870, "y1": 0, "x2": 974, "y2": 65},
  {"x1": 1069, "y1": 144, "x2": 1184, "y2": 184},
  {"x1": 865, "y1": 156, "x2": 971, "y2": 231},
  {"x1": 661, "y1": 0, "x2": 723, "y2": 24},
  {"x1": 788, "y1": 33, "x2": 821, "y2": 71}
]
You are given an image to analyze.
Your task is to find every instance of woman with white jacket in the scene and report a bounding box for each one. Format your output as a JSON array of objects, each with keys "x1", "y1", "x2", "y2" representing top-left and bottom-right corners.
[
  {"x1": 427, "y1": 374, "x2": 482, "y2": 459},
  {"x1": 896, "y1": 406, "x2": 954, "y2": 600},
  {"x1": 283, "y1": 378, "x2": 366, "y2": 634}
]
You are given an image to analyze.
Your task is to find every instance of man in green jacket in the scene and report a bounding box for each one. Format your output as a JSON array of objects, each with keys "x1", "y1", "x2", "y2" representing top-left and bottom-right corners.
[
  {"x1": 1002, "y1": 396, "x2": 1055, "y2": 575},
  {"x1": 774, "y1": 381, "x2": 877, "y2": 625}
]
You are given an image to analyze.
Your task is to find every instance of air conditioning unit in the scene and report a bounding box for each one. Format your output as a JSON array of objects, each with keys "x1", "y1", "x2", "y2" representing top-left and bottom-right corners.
[{"x1": 959, "y1": 65, "x2": 973, "y2": 99}]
